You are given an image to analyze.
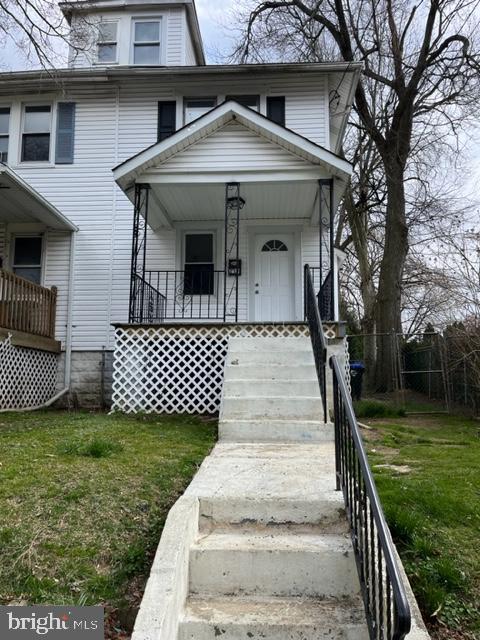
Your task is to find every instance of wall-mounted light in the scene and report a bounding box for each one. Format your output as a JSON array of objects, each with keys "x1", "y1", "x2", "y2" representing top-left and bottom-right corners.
[{"x1": 226, "y1": 195, "x2": 246, "y2": 210}]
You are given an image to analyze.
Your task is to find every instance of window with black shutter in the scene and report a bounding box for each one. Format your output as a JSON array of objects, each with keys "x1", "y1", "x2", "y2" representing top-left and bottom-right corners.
[
  {"x1": 267, "y1": 96, "x2": 285, "y2": 127},
  {"x1": 157, "y1": 101, "x2": 177, "y2": 142}
]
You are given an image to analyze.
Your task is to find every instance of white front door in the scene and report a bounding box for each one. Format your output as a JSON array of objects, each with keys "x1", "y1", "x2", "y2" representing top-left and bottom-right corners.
[{"x1": 252, "y1": 233, "x2": 295, "y2": 321}]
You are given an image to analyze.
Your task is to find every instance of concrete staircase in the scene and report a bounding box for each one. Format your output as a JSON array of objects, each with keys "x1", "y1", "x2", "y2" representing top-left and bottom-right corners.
[
  {"x1": 220, "y1": 336, "x2": 333, "y2": 443},
  {"x1": 176, "y1": 337, "x2": 369, "y2": 639}
]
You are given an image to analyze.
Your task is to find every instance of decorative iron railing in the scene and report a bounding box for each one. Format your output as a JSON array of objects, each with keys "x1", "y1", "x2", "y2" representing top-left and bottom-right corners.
[
  {"x1": 330, "y1": 355, "x2": 411, "y2": 640},
  {"x1": 143, "y1": 270, "x2": 225, "y2": 321},
  {"x1": 304, "y1": 264, "x2": 328, "y2": 422},
  {"x1": 130, "y1": 274, "x2": 166, "y2": 324},
  {"x1": 0, "y1": 268, "x2": 57, "y2": 339},
  {"x1": 310, "y1": 267, "x2": 334, "y2": 321}
]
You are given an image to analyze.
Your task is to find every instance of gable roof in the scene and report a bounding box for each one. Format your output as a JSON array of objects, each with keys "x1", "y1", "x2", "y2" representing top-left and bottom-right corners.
[{"x1": 113, "y1": 101, "x2": 353, "y2": 192}]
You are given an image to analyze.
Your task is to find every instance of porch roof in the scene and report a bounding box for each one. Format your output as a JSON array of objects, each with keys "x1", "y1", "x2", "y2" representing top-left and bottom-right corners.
[
  {"x1": 0, "y1": 164, "x2": 77, "y2": 231},
  {"x1": 113, "y1": 101, "x2": 353, "y2": 193}
]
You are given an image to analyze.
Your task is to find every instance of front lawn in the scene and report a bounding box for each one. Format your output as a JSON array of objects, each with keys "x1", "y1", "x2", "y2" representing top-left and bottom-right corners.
[
  {"x1": 361, "y1": 411, "x2": 480, "y2": 639},
  {"x1": 0, "y1": 410, "x2": 216, "y2": 635}
]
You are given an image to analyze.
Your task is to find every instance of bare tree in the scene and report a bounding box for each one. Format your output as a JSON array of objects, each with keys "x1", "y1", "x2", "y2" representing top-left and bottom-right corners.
[
  {"x1": 0, "y1": 0, "x2": 92, "y2": 69},
  {"x1": 235, "y1": 0, "x2": 480, "y2": 389}
]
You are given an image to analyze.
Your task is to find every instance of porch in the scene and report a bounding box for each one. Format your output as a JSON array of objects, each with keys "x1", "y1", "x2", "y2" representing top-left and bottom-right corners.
[
  {"x1": 0, "y1": 164, "x2": 76, "y2": 410},
  {"x1": 113, "y1": 101, "x2": 352, "y2": 329}
]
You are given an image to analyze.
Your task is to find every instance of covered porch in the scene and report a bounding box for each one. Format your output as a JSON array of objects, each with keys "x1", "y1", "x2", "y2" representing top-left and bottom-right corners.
[
  {"x1": 113, "y1": 102, "x2": 352, "y2": 327},
  {"x1": 0, "y1": 164, "x2": 76, "y2": 350}
]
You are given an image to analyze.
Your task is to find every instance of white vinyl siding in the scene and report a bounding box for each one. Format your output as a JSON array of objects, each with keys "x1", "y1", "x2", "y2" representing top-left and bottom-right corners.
[
  {"x1": 150, "y1": 121, "x2": 313, "y2": 174},
  {"x1": 0, "y1": 67, "x2": 335, "y2": 351},
  {"x1": 0, "y1": 223, "x2": 6, "y2": 267},
  {"x1": 43, "y1": 231, "x2": 72, "y2": 344}
]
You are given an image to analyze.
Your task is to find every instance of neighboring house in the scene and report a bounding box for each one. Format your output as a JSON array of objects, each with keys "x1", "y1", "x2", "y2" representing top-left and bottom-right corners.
[{"x1": 0, "y1": 0, "x2": 361, "y2": 411}]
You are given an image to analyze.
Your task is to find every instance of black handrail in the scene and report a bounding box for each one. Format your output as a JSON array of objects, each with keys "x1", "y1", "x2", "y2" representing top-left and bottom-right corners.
[
  {"x1": 331, "y1": 355, "x2": 411, "y2": 640},
  {"x1": 304, "y1": 264, "x2": 328, "y2": 422},
  {"x1": 130, "y1": 274, "x2": 166, "y2": 324}
]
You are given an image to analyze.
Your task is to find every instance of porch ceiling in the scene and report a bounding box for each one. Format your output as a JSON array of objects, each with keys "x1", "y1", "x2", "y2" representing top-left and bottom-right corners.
[
  {"x1": 0, "y1": 165, "x2": 77, "y2": 230},
  {"x1": 148, "y1": 180, "x2": 320, "y2": 228}
]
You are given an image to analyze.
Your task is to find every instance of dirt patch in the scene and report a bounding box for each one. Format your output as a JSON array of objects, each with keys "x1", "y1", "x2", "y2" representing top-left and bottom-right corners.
[
  {"x1": 374, "y1": 463, "x2": 412, "y2": 474},
  {"x1": 428, "y1": 624, "x2": 478, "y2": 640}
]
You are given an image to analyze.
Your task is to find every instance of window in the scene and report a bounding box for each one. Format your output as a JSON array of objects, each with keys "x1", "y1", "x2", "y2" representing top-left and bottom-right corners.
[
  {"x1": 133, "y1": 20, "x2": 161, "y2": 64},
  {"x1": 21, "y1": 105, "x2": 51, "y2": 162},
  {"x1": 184, "y1": 233, "x2": 214, "y2": 296},
  {"x1": 97, "y1": 21, "x2": 118, "y2": 63},
  {"x1": 267, "y1": 96, "x2": 285, "y2": 127},
  {"x1": 261, "y1": 239, "x2": 288, "y2": 252},
  {"x1": 184, "y1": 98, "x2": 216, "y2": 125},
  {"x1": 12, "y1": 236, "x2": 43, "y2": 284},
  {"x1": 226, "y1": 95, "x2": 260, "y2": 112},
  {"x1": 0, "y1": 107, "x2": 9, "y2": 162},
  {"x1": 157, "y1": 101, "x2": 176, "y2": 141}
]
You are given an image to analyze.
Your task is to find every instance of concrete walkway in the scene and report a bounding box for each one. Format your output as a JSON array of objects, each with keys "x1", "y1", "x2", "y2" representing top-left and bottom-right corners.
[{"x1": 132, "y1": 336, "x2": 429, "y2": 639}]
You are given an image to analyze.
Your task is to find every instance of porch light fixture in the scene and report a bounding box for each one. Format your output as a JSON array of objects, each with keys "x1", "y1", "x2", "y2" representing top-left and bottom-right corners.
[{"x1": 226, "y1": 195, "x2": 246, "y2": 210}]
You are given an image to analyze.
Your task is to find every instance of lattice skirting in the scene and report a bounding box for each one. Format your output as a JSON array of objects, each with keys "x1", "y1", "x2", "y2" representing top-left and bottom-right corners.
[
  {"x1": 112, "y1": 324, "x2": 310, "y2": 414},
  {"x1": 0, "y1": 335, "x2": 58, "y2": 410}
]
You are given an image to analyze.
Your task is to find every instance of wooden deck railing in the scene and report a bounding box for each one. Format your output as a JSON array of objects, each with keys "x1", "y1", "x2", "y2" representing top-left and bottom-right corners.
[{"x1": 0, "y1": 269, "x2": 57, "y2": 339}]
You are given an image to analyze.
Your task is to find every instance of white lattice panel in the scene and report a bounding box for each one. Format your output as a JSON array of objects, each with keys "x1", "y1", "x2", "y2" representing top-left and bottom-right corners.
[
  {"x1": 112, "y1": 324, "x2": 309, "y2": 414},
  {"x1": 0, "y1": 335, "x2": 58, "y2": 410}
]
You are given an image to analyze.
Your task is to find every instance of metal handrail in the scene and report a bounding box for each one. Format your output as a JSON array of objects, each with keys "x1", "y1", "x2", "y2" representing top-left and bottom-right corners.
[
  {"x1": 304, "y1": 264, "x2": 328, "y2": 422},
  {"x1": 331, "y1": 354, "x2": 411, "y2": 640},
  {"x1": 130, "y1": 273, "x2": 166, "y2": 324}
]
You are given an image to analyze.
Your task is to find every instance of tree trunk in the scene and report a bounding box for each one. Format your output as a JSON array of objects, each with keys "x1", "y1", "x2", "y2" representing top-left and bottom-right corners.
[{"x1": 374, "y1": 160, "x2": 409, "y2": 391}]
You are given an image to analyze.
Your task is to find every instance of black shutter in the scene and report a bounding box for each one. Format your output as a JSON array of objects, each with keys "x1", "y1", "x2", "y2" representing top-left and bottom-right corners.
[
  {"x1": 267, "y1": 96, "x2": 285, "y2": 127},
  {"x1": 55, "y1": 102, "x2": 76, "y2": 164},
  {"x1": 158, "y1": 101, "x2": 177, "y2": 142}
]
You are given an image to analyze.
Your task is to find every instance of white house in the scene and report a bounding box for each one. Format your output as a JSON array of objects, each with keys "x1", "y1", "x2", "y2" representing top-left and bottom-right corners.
[{"x1": 0, "y1": 0, "x2": 361, "y2": 411}]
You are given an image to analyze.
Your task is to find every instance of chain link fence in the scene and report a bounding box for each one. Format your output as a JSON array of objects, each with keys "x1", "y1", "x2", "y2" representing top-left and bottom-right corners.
[{"x1": 347, "y1": 330, "x2": 480, "y2": 414}]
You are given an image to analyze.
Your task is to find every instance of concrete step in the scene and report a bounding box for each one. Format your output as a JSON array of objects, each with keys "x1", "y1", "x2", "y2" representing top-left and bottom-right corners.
[
  {"x1": 228, "y1": 337, "x2": 312, "y2": 352},
  {"x1": 226, "y1": 349, "x2": 315, "y2": 366},
  {"x1": 179, "y1": 595, "x2": 369, "y2": 640},
  {"x1": 222, "y1": 379, "x2": 320, "y2": 398},
  {"x1": 219, "y1": 419, "x2": 332, "y2": 443},
  {"x1": 189, "y1": 531, "x2": 360, "y2": 598},
  {"x1": 224, "y1": 363, "x2": 318, "y2": 381},
  {"x1": 221, "y1": 396, "x2": 323, "y2": 420}
]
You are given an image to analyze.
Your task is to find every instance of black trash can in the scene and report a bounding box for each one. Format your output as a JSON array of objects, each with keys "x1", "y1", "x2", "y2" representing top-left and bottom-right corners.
[{"x1": 350, "y1": 361, "x2": 365, "y2": 401}]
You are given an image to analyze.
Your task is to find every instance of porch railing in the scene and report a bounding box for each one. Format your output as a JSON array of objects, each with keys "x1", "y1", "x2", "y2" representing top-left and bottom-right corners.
[
  {"x1": 133, "y1": 270, "x2": 226, "y2": 322},
  {"x1": 304, "y1": 264, "x2": 328, "y2": 422},
  {"x1": 331, "y1": 355, "x2": 411, "y2": 640},
  {"x1": 0, "y1": 269, "x2": 57, "y2": 339},
  {"x1": 130, "y1": 274, "x2": 167, "y2": 324}
]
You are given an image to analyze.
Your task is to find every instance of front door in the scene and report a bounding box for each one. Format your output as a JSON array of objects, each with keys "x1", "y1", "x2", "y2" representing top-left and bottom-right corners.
[{"x1": 253, "y1": 233, "x2": 295, "y2": 321}]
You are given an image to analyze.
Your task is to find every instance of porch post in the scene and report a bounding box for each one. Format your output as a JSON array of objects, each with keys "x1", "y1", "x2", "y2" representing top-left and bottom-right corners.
[
  {"x1": 129, "y1": 183, "x2": 150, "y2": 323},
  {"x1": 318, "y1": 178, "x2": 335, "y2": 322},
  {"x1": 328, "y1": 178, "x2": 335, "y2": 321},
  {"x1": 224, "y1": 183, "x2": 241, "y2": 322}
]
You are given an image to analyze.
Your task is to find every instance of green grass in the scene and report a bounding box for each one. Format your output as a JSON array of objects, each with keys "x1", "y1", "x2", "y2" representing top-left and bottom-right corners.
[
  {"x1": 355, "y1": 399, "x2": 406, "y2": 418},
  {"x1": 0, "y1": 410, "x2": 216, "y2": 617},
  {"x1": 362, "y1": 413, "x2": 480, "y2": 637}
]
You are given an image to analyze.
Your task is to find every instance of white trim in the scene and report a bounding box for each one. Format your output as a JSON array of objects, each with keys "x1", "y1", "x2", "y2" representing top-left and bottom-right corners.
[
  {"x1": 130, "y1": 16, "x2": 164, "y2": 66},
  {"x1": 113, "y1": 101, "x2": 353, "y2": 190},
  {"x1": 141, "y1": 169, "x2": 329, "y2": 185}
]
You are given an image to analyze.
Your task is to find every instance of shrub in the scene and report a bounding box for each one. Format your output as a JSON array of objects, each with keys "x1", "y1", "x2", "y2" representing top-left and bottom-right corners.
[{"x1": 355, "y1": 399, "x2": 406, "y2": 418}]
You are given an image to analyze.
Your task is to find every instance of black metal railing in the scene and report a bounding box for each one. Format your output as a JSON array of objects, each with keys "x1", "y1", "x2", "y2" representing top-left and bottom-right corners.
[
  {"x1": 331, "y1": 355, "x2": 411, "y2": 640},
  {"x1": 304, "y1": 264, "x2": 328, "y2": 422},
  {"x1": 310, "y1": 267, "x2": 334, "y2": 321},
  {"x1": 130, "y1": 274, "x2": 166, "y2": 324},
  {"x1": 144, "y1": 269, "x2": 225, "y2": 321}
]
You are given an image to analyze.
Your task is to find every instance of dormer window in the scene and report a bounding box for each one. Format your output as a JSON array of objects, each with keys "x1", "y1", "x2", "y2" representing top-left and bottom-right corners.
[
  {"x1": 97, "y1": 21, "x2": 118, "y2": 64},
  {"x1": 133, "y1": 20, "x2": 161, "y2": 65}
]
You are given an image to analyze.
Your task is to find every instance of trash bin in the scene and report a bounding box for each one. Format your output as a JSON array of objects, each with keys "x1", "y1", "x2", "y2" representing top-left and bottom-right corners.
[{"x1": 350, "y1": 361, "x2": 365, "y2": 401}]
